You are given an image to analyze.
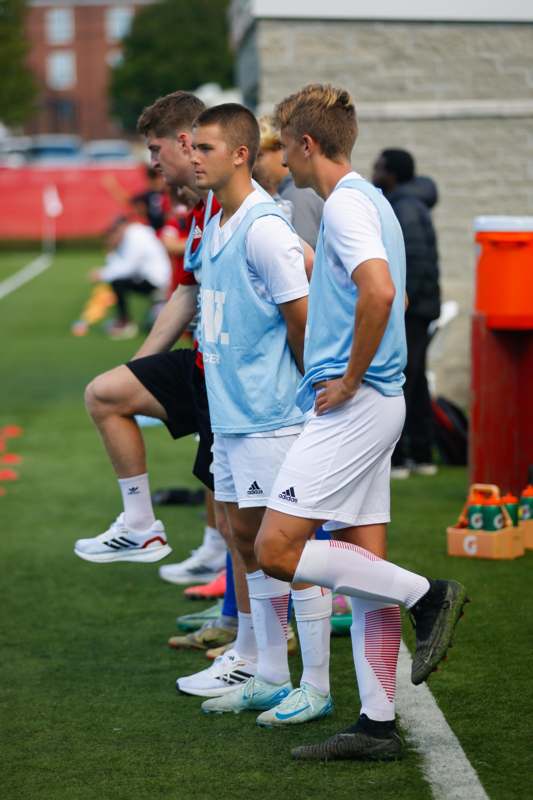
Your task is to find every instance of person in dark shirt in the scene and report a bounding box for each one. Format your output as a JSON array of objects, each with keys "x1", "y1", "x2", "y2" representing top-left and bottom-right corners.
[
  {"x1": 130, "y1": 166, "x2": 169, "y2": 231},
  {"x1": 373, "y1": 149, "x2": 441, "y2": 477}
]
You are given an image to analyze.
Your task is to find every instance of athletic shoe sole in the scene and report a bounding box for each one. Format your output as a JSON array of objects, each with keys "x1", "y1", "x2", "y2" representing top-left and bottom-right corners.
[
  {"x1": 176, "y1": 602, "x2": 222, "y2": 632},
  {"x1": 256, "y1": 699, "x2": 334, "y2": 727},
  {"x1": 168, "y1": 630, "x2": 237, "y2": 651},
  {"x1": 159, "y1": 571, "x2": 221, "y2": 586},
  {"x1": 184, "y1": 584, "x2": 226, "y2": 600},
  {"x1": 177, "y1": 676, "x2": 256, "y2": 698},
  {"x1": 291, "y1": 731, "x2": 403, "y2": 761},
  {"x1": 74, "y1": 543, "x2": 172, "y2": 564},
  {"x1": 411, "y1": 580, "x2": 469, "y2": 685}
]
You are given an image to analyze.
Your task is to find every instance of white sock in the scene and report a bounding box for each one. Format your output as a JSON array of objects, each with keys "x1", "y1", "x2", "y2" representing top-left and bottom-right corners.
[
  {"x1": 294, "y1": 539, "x2": 430, "y2": 609},
  {"x1": 118, "y1": 473, "x2": 155, "y2": 532},
  {"x1": 234, "y1": 611, "x2": 257, "y2": 662},
  {"x1": 202, "y1": 525, "x2": 226, "y2": 553},
  {"x1": 292, "y1": 586, "x2": 332, "y2": 695},
  {"x1": 246, "y1": 570, "x2": 290, "y2": 685},
  {"x1": 350, "y1": 598, "x2": 401, "y2": 721}
]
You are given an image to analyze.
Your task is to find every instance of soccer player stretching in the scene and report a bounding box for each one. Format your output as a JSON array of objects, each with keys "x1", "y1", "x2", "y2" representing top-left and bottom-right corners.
[{"x1": 255, "y1": 84, "x2": 468, "y2": 760}]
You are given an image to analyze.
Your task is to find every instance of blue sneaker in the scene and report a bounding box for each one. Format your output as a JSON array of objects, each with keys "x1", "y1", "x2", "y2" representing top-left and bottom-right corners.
[
  {"x1": 201, "y1": 675, "x2": 292, "y2": 715},
  {"x1": 256, "y1": 683, "x2": 334, "y2": 727}
]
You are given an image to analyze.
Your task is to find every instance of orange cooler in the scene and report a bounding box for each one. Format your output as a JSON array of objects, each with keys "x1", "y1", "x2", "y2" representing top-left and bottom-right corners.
[
  {"x1": 474, "y1": 216, "x2": 533, "y2": 330},
  {"x1": 471, "y1": 217, "x2": 533, "y2": 495}
]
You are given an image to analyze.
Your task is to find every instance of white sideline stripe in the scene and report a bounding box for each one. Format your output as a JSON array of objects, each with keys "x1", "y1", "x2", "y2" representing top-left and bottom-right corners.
[
  {"x1": 0, "y1": 254, "x2": 52, "y2": 300},
  {"x1": 397, "y1": 642, "x2": 489, "y2": 800}
]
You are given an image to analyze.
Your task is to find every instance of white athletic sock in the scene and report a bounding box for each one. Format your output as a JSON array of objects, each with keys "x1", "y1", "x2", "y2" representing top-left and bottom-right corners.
[
  {"x1": 292, "y1": 586, "x2": 332, "y2": 695},
  {"x1": 118, "y1": 473, "x2": 155, "y2": 532},
  {"x1": 294, "y1": 539, "x2": 430, "y2": 609},
  {"x1": 350, "y1": 597, "x2": 401, "y2": 721},
  {"x1": 246, "y1": 570, "x2": 290, "y2": 685},
  {"x1": 234, "y1": 611, "x2": 257, "y2": 662},
  {"x1": 201, "y1": 525, "x2": 226, "y2": 553}
]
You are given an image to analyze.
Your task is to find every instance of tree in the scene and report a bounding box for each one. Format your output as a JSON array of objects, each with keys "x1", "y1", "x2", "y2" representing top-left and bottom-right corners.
[
  {"x1": 0, "y1": 0, "x2": 36, "y2": 126},
  {"x1": 110, "y1": 0, "x2": 234, "y2": 132}
]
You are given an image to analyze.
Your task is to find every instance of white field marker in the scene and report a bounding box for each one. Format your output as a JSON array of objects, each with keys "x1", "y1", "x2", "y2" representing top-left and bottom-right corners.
[
  {"x1": 0, "y1": 254, "x2": 52, "y2": 301},
  {"x1": 397, "y1": 642, "x2": 489, "y2": 800}
]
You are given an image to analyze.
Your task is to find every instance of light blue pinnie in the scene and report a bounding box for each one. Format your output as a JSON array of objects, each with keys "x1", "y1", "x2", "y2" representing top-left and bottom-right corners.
[
  {"x1": 192, "y1": 200, "x2": 305, "y2": 435},
  {"x1": 297, "y1": 178, "x2": 407, "y2": 413}
]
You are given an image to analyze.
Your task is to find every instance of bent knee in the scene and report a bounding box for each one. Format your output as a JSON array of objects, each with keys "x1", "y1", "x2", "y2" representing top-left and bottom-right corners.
[
  {"x1": 255, "y1": 532, "x2": 289, "y2": 581},
  {"x1": 84, "y1": 376, "x2": 103, "y2": 415},
  {"x1": 84, "y1": 370, "x2": 123, "y2": 416}
]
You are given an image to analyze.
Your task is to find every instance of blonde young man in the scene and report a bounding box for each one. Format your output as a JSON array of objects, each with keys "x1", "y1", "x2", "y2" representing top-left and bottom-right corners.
[
  {"x1": 253, "y1": 115, "x2": 323, "y2": 249},
  {"x1": 254, "y1": 85, "x2": 468, "y2": 761},
  {"x1": 186, "y1": 104, "x2": 334, "y2": 725}
]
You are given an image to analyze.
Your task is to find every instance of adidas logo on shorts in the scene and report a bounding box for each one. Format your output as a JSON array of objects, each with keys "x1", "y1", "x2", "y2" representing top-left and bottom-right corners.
[
  {"x1": 247, "y1": 480, "x2": 264, "y2": 496},
  {"x1": 278, "y1": 486, "x2": 298, "y2": 503}
]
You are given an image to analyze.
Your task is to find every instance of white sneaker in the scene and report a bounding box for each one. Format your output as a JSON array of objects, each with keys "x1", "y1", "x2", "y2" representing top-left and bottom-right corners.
[
  {"x1": 159, "y1": 545, "x2": 226, "y2": 585},
  {"x1": 74, "y1": 513, "x2": 171, "y2": 564},
  {"x1": 411, "y1": 463, "x2": 438, "y2": 476},
  {"x1": 201, "y1": 675, "x2": 292, "y2": 715},
  {"x1": 390, "y1": 466, "x2": 411, "y2": 480},
  {"x1": 177, "y1": 649, "x2": 257, "y2": 697},
  {"x1": 256, "y1": 683, "x2": 334, "y2": 727}
]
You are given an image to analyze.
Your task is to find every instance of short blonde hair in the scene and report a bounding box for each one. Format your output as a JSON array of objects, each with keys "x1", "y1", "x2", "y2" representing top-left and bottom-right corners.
[
  {"x1": 274, "y1": 83, "x2": 357, "y2": 160},
  {"x1": 258, "y1": 115, "x2": 282, "y2": 151}
]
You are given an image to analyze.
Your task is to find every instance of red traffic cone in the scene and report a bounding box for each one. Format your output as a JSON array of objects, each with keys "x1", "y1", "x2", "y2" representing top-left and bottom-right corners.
[{"x1": 0, "y1": 469, "x2": 19, "y2": 481}]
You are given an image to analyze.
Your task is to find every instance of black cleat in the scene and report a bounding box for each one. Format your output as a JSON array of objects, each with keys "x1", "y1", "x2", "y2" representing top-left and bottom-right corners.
[
  {"x1": 410, "y1": 579, "x2": 469, "y2": 685},
  {"x1": 291, "y1": 716, "x2": 403, "y2": 762}
]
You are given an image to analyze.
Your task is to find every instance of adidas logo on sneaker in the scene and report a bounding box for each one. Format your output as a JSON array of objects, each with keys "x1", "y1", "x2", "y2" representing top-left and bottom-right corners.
[
  {"x1": 247, "y1": 481, "x2": 264, "y2": 496},
  {"x1": 278, "y1": 486, "x2": 298, "y2": 503}
]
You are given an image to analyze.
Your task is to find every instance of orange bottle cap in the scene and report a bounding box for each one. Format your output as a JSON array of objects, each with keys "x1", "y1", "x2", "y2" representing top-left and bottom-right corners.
[
  {"x1": 501, "y1": 493, "x2": 518, "y2": 503},
  {"x1": 521, "y1": 485, "x2": 533, "y2": 497},
  {"x1": 468, "y1": 492, "x2": 483, "y2": 504}
]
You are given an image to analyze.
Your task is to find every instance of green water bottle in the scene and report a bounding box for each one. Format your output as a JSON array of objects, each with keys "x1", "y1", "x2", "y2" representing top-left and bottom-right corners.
[
  {"x1": 501, "y1": 493, "x2": 519, "y2": 527},
  {"x1": 467, "y1": 493, "x2": 485, "y2": 530},
  {"x1": 482, "y1": 498, "x2": 504, "y2": 531},
  {"x1": 519, "y1": 485, "x2": 533, "y2": 521}
]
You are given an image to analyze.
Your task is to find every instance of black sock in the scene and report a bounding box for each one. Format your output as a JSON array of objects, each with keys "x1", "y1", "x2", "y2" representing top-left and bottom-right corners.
[{"x1": 345, "y1": 714, "x2": 396, "y2": 738}]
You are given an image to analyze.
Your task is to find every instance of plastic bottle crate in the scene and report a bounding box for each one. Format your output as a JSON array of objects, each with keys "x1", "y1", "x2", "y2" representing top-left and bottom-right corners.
[{"x1": 447, "y1": 483, "x2": 525, "y2": 560}]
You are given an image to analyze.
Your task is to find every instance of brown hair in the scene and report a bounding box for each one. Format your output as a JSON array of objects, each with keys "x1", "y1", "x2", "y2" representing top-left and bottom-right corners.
[
  {"x1": 258, "y1": 115, "x2": 282, "y2": 151},
  {"x1": 274, "y1": 84, "x2": 357, "y2": 160},
  {"x1": 194, "y1": 103, "x2": 260, "y2": 167},
  {"x1": 137, "y1": 91, "x2": 206, "y2": 138}
]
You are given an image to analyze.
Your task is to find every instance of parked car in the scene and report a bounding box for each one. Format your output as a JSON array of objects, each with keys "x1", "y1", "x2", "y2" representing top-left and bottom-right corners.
[
  {"x1": 83, "y1": 139, "x2": 136, "y2": 164},
  {"x1": 28, "y1": 135, "x2": 83, "y2": 164},
  {"x1": 0, "y1": 136, "x2": 32, "y2": 167}
]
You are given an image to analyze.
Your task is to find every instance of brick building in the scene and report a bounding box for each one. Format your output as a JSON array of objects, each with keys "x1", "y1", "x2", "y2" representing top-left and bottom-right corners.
[
  {"x1": 229, "y1": 0, "x2": 533, "y2": 407},
  {"x1": 25, "y1": 0, "x2": 154, "y2": 139}
]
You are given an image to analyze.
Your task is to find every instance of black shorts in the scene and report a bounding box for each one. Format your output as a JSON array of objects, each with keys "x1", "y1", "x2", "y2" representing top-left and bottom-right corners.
[{"x1": 126, "y1": 349, "x2": 213, "y2": 490}]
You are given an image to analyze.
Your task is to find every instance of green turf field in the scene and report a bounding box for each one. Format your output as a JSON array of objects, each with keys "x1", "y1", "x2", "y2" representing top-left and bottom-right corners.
[{"x1": 1, "y1": 250, "x2": 532, "y2": 800}]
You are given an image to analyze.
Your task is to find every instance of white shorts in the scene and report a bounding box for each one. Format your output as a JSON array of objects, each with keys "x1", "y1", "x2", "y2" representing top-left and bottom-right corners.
[
  {"x1": 213, "y1": 432, "x2": 301, "y2": 508},
  {"x1": 268, "y1": 384, "x2": 405, "y2": 528}
]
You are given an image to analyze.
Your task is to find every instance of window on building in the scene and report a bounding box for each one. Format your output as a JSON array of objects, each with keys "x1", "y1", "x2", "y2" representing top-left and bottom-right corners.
[
  {"x1": 45, "y1": 8, "x2": 74, "y2": 45},
  {"x1": 106, "y1": 7, "x2": 133, "y2": 41},
  {"x1": 46, "y1": 51, "x2": 76, "y2": 91}
]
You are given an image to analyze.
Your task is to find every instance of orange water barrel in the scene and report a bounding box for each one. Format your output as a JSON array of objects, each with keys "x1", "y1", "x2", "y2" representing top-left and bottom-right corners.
[{"x1": 474, "y1": 216, "x2": 533, "y2": 330}]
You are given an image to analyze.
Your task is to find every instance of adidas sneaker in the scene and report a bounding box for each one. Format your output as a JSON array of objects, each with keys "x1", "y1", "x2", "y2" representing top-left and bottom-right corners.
[
  {"x1": 177, "y1": 649, "x2": 257, "y2": 698},
  {"x1": 159, "y1": 527, "x2": 226, "y2": 585},
  {"x1": 74, "y1": 513, "x2": 171, "y2": 564}
]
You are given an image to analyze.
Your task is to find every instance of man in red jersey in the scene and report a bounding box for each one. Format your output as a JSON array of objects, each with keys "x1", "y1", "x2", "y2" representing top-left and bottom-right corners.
[{"x1": 74, "y1": 92, "x2": 229, "y2": 588}]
